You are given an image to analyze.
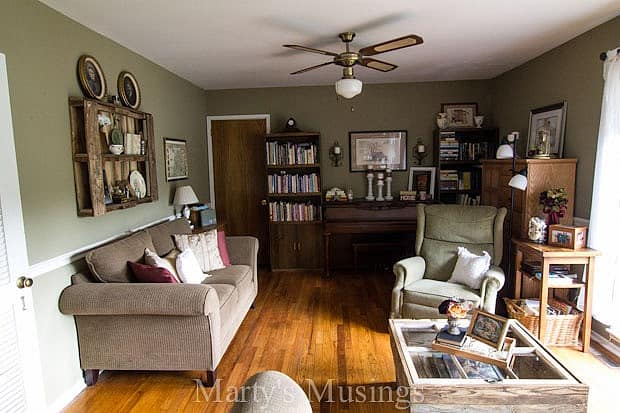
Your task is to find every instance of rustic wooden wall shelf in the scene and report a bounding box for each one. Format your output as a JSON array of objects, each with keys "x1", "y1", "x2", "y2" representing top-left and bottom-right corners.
[{"x1": 69, "y1": 97, "x2": 158, "y2": 216}]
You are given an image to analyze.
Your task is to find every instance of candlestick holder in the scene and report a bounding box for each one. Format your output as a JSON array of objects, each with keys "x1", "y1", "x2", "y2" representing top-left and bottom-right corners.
[
  {"x1": 376, "y1": 172, "x2": 385, "y2": 201},
  {"x1": 365, "y1": 167, "x2": 375, "y2": 201},
  {"x1": 385, "y1": 168, "x2": 393, "y2": 201},
  {"x1": 414, "y1": 138, "x2": 427, "y2": 165},
  {"x1": 329, "y1": 141, "x2": 343, "y2": 167}
]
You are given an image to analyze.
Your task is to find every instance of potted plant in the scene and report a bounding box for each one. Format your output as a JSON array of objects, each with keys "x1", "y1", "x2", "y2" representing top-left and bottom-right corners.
[{"x1": 109, "y1": 115, "x2": 124, "y2": 155}]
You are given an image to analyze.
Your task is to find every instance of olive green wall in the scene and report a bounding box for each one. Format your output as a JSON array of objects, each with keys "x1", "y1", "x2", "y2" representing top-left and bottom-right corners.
[
  {"x1": 0, "y1": 0, "x2": 210, "y2": 265},
  {"x1": 1, "y1": 0, "x2": 209, "y2": 407},
  {"x1": 205, "y1": 81, "x2": 494, "y2": 197},
  {"x1": 492, "y1": 16, "x2": 620, "y2": 219}
]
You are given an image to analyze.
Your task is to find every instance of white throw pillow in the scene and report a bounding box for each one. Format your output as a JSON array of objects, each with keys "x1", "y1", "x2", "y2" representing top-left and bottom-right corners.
[
  {"x1": 175, "y1": 249, "x2": 210, "y2": 284},
  {"x1": 173, "y1": 230, "x2": 225, "y2": 272},
  {"x1": 448, "y1": 247, "x2": 491, "y2": 290},
  {"x1": 144, "y1": 248, "x2": 181, "y2": 283}
]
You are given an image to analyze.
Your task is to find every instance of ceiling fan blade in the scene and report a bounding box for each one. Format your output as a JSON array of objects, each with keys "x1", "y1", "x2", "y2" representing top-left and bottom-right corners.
[
  {"x1": 290, "y1": 61, "x2": 335, "y2": 75},
  {"x1": 359, "y1": 58, "x2": 398, "y2": 72},
  {"x1": 283, "y1": 45, "x2": 339, "y2": 57},
  {"x1": 359, "y1": 34, "x2": 423, "y2": 56}
]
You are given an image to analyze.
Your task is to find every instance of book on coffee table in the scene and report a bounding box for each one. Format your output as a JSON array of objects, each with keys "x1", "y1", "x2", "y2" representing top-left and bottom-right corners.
[{"x1": 435, "y1": 327, "x2": 468, "y2": 347}]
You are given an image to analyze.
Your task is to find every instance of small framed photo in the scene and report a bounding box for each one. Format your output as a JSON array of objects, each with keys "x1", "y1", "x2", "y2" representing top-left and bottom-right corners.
[
  {"x1": 164, "y1": 138, "x2": 189, "y2": 181},
  {"x1": 466, "y1": 309, "x2": 511, "y2": 350},
  {"x1": 526, "y1": 101, "x2": 567, "y2": 158},
  {"x1": 118, "y1": 71, "x2": 141, "y2": 110},
  {"x1": 349, "y1": 130, "x2": 407, "y2": 172},
  {"x1": 77, "y1": 55, "x2": 107, "y2": 100},
  {"x1": 441, "y1": 102, "x2": 478, "y2": 128},
  {"x1": 408, "y1": 167, "x2": 436, "y2": 200},
  {"x1": 548, "y1": 224, "x2": 587, "y2": 249}
]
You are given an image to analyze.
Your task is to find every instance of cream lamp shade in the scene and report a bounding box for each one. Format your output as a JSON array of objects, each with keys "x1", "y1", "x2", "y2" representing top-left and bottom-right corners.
[
  {"x1": 335, "y1": 78, "x2": 362, "y2": 99},
  {"x1": 508, "y1": 170, "x2": 528, "y2": 191},
  {"x1": 496, "y1": 144, "x2": 514, "y2": 159},
  {"x1": 173, "y1": 185, "x2": 199, "y2": 205}
]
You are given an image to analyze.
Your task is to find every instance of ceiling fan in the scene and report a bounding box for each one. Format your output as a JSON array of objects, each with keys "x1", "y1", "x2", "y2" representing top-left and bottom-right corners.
[{"x1": 284, "y1": 32, "x2": 423, "y2": 98}]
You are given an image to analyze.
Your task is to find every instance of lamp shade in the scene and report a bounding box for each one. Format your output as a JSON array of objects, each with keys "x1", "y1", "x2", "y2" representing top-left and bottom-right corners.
[
  {"x1": 173, "y1": 185, "x2": 199, "y2": 205},
  {"x1": 496, "y1": 144, "x2": 514, "y2": 159},
  {"x1": 508, "y1": 172, "x2": 528, "y2": 191},
  {"x1": 335, "y1": 78, "x2": 362, "y2": 99}
]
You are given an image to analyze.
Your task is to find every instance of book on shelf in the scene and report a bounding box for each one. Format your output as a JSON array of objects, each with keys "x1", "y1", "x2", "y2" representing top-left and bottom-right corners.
[
  {"x1": 265, "y1": 141, "x2": 318, "y2": 165},
  {"x1": 268, "y1": 201, "x2": 319, "y2": 222},
  {"x1": 268, "y1": 173, "x2": 319, "y2": 194}
]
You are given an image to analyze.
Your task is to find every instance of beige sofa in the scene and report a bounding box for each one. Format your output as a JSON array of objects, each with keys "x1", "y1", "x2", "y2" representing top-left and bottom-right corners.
[{"x1": 59, "y1": 218, "x2": 258, "y2": 386}]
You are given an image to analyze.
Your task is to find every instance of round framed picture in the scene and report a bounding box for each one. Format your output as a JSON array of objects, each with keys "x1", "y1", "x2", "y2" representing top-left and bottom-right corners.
[
  {"x1": 117, "y1": 71, "x2": 141, "y2": 110},
  {"x1": 77, "y1": 55, "x2": 107, "y2": 100}
]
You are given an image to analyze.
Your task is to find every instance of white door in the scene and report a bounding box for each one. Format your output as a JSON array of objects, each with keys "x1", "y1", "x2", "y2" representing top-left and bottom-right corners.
[{"x1": 0, "y1": 53, "x2": 45, "y2": 412}]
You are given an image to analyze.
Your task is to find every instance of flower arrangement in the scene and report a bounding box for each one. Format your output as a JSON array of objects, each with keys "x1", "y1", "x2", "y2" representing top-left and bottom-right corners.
[
  {"x1": 539, "y1": 188, "x2": 568, "y2": 225},
  {"x1": 439, "y1": 298, "x2": 473, "y2": 335}
]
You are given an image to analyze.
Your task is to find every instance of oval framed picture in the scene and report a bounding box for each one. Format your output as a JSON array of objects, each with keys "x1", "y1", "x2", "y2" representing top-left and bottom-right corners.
[
  {"x1": 77, "y1": 55, "x2": 107, "y2": 100},
  {"x1": 117, "y1": 71, "x2": 141, "y2": 110}
]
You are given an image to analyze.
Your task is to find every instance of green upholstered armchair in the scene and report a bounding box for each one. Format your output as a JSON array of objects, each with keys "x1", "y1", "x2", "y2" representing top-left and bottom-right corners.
[{"x1": 390, "y1": 204, "x2": 507, "y2": 319}]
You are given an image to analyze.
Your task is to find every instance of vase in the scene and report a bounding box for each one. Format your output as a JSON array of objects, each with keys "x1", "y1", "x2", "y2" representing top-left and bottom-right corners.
[
  {"x1": 447, "y1": 316, "x2": 461, "y2": 335},
  {"x1": 548, "y1": 212, "x2": 560, "y2": 225}
]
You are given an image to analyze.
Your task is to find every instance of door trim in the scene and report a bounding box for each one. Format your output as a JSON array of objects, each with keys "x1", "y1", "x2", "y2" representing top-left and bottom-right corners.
[
  {"x1": 206, "y1": 114, "x2": 270, "y2": 208},
  {"x1": 0, "y1": 52, "x2": 46, "y2": 412}
]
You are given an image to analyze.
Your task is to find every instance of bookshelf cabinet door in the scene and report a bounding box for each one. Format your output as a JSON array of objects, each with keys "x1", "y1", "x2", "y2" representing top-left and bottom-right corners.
[
  {"x1": 269, "y1": 224, "x2": 298, "y2": 269},
  {"x1": 296, "y1": 224, "x2": 323, "y2": 269}
]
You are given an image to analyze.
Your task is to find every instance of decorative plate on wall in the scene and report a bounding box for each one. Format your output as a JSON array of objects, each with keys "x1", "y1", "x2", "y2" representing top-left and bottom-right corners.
[
  {"x1": 118, "y1": 71, "x2": 141, "y2": 110},
  {"x1": 77, "y1": 55, "x2": 107, "y2": 101},
  {"x1": 129, "y1": 170, "x2": 147, "y2": 199}
]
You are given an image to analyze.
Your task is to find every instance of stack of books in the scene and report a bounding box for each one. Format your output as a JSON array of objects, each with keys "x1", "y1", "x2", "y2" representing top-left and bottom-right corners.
[
  {"x1": 521, "y1": 261, "x2": 578, "y2": 285},
  {"x1": 439, "y1": 132, "x2": 459, "y2": 161},
  {"x1": 439, "y1": 170, "x2": 459, "y2": 190},
  {"x1": 435, "y1": 327, "x2": 468, "y2": 347}
]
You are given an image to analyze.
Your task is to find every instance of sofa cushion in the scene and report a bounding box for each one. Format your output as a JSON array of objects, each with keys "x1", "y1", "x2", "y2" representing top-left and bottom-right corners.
[
  {"x1": 127, "y1": 261, "x2": 178, "y2": 284},
  {"x1": 86, "y1": 230, "x2": 156, "y2": 283},
  {"x1": 174, "y1": 231, "x2": 225, "y2": 272},
  {"x1": 146, "y1": 219, "x2": 191, "y2": 256},
  {"x1": 403, "y1": 279, "x2": 481, "y2": 309},
  {"x1": 203, "y1": 265, "x2": 252, "y2": 288}
]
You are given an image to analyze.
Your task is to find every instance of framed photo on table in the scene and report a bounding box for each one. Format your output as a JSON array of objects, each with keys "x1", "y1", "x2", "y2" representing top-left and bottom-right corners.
[
  {"x1": 466, "y1": 309, "x2": 511, "y2": 350},
  {"x1": 349, "y1": 130, "x2": 407, "y2": 171},
  {"x1": 164, "y1": 138, "x2": 189, "y2": 181},
  {"x1": 441, "y1": 102, "x2": 478, "y2": 128},
  {"x1": 408, "y1": 167, "x2": 436, "y2": 200}
]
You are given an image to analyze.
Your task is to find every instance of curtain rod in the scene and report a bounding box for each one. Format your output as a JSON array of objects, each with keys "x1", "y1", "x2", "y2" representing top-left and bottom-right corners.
[{"x1": 600, "y1": 48, "x2": 620, "y2": 61}]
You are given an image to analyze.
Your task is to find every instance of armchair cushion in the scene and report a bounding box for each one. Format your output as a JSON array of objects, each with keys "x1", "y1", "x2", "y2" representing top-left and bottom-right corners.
[{"x1": 403, "y1": 279, "x2": 482, "y2": 309}]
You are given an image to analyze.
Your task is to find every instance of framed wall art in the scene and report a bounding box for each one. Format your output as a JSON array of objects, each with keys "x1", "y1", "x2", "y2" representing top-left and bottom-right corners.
[
  {"x1": 164, "y1": 138, "x2": 189, "y2": 181},
  {"x1": 77, "y1": 55, "x2": 107, "y2": 101},
  {"x1": 526, "y1": 101, "x2": 567, "y2": 159},
  {"x1": 441, "y1": 102, "x2": 478, "y2": 128},
  {"x1": 118, "y1": 71, "x2": 141, "y2": 110},
  {"x1": 349, "y1": 130, "x2": 407, "y2": 172},
  {"x1": 408, "y1": 167, "x2": 436, "y2": 200}
]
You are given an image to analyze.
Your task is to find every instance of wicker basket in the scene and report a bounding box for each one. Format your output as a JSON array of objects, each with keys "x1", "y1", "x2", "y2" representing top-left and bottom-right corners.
[{"x1": 504, "y1": 298, "x2": 583, "y2": 346}]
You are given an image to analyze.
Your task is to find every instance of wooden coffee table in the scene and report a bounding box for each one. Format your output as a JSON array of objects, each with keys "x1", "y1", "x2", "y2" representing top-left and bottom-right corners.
[{"x1": 389, "y1": 319, "x2": 588, "y2": 413}]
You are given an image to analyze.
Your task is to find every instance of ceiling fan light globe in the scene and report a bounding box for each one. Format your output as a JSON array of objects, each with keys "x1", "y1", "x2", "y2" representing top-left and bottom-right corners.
[{"x1": 335, "y1": 78, "x2": 362, "y2": 99}]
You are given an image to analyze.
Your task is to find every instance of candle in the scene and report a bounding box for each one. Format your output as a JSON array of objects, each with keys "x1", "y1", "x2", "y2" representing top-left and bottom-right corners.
[
  {"x1": 417, "y1": 143, "x2": 426, "y2": 153},
  {"x1": 378, "y1": 173, "x2": 384, "y2": 179},
  {"x1": 333, "y1": 145, "x2": 341, "y2": 155}
]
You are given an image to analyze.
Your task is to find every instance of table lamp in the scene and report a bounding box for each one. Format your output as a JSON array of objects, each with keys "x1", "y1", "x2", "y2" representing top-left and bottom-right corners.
[{"x1": 173, "y1": 185, "x2": 199, "y2": 220}]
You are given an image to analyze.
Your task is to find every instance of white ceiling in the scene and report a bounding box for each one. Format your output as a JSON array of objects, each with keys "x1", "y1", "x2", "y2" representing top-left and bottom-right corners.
[{"x1": 40, "y1": 0, "x2": 620, "y2": 90}]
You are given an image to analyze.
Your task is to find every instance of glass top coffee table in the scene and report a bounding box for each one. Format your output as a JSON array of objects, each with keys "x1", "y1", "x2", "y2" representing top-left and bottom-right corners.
[{"x1": 389, "y1": 319, "x2": 588, "y2": 413}]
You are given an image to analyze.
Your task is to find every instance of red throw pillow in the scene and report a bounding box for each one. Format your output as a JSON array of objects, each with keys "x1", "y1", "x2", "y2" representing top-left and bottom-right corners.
[
  {"x1": 217, "y1": 230, "x2": 231, "y2": 267},
  {"x1": 128, "y1": 261, "x2": 178, "y2": 283}
]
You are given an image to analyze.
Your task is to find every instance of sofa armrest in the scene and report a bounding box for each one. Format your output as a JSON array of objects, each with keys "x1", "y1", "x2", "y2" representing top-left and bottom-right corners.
[
  {"x1": 391, "y1": 256, "x2": 426, "y2": 318},
  {"x1": 59, "y1": 282, "x2": 220, "y2": 317},
  {"x1": 479, "y1": 265, "x2": 505, "y2": 313},
  {"x1": 226, "y1": 236, "x2": 259, "y2": 284}
]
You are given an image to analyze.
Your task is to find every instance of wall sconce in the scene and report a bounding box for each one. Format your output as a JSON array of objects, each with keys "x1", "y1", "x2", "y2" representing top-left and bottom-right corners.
[
  {"x1": 414, "y1": 139, "x2": 427, "y2": 165},
  {"x1": 329, "y1": 141, "x2": 343, "y2": 167}
]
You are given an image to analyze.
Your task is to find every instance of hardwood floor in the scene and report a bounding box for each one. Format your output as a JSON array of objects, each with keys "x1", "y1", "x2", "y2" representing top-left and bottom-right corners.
[{"x1": 63, "y1": 270, "x2": 617, "y2": 412}]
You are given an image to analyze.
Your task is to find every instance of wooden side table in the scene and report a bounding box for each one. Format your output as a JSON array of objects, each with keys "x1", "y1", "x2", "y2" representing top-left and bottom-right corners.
[{"x1": 512, "y1": 239, "x2": 600, "y2": 352}]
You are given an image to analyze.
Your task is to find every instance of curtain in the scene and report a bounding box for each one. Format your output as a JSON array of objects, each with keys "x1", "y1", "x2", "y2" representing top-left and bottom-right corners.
[{"x1": 590, "y1": 48, "x2": 620, "y2": 332}]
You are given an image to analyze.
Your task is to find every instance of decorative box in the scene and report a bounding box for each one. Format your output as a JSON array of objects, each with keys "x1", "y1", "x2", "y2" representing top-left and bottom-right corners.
[{"x1": 548, "y1": 224, "x2": 587, "y2": 249}]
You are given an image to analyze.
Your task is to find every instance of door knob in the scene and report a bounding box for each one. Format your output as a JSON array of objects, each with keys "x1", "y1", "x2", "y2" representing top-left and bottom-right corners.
[
  {"x1": 16, "y1": 276, "x2": 33, "y2": 289},
  {"x1": 260, "y1": 199, "x2": 267, "y2": 206}
]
